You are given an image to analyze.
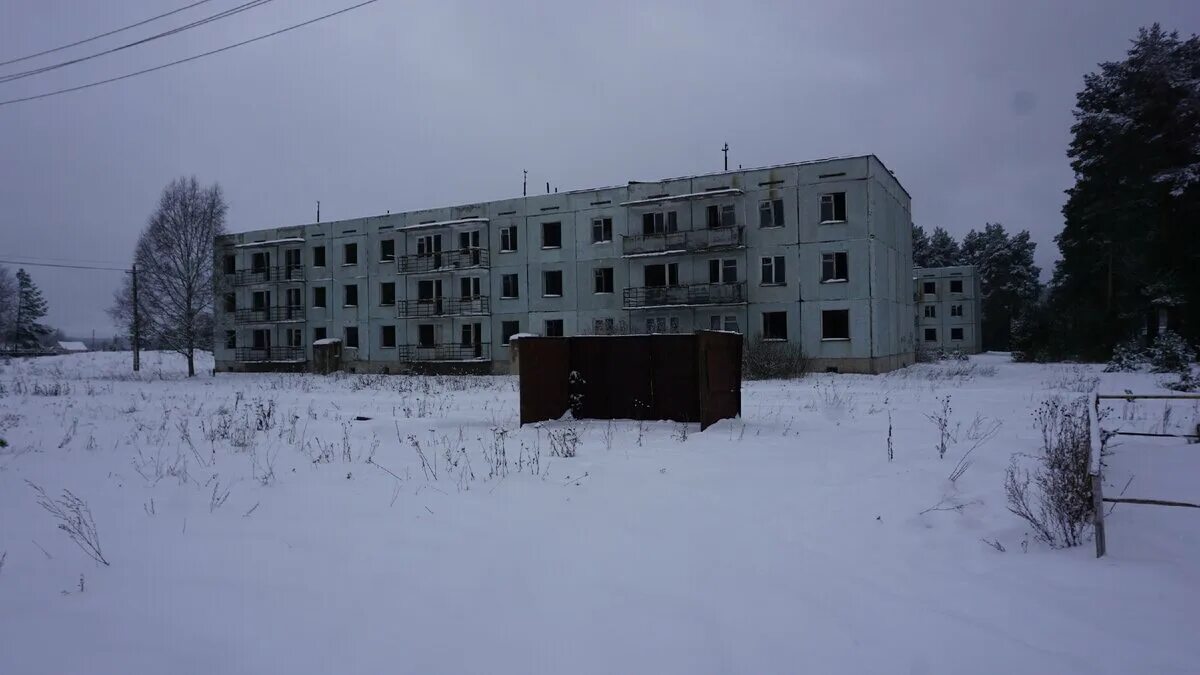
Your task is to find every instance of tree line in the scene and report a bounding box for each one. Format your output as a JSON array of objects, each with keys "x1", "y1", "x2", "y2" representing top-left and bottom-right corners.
[{"x1": 0, "y1": 266, "x2": 58, "y2": 351}]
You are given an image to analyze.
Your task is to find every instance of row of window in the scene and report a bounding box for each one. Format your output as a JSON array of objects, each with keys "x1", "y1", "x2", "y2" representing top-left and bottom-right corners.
[
  {"x1": 222, "y1": 193, "x2": 855, "y2": 272},
  {"x1": 924, "y1": 327, "x2": 966, "y2": 342},
  {"x1": 922, "y1": 304, "x2": 965, "y2": 318},
  {"x1": 225, "y1": 307, "x2": 854, "y2": 353},
  {"x1": 920, "y1": 279, "x2": 965, "y2": 295}
]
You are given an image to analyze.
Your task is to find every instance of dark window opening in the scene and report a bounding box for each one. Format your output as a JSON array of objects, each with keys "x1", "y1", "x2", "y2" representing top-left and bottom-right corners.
[
  {"x1": 923, "y1": 281, "x2": 936, "y2": 295},
  {"x1": 543, "y1": 270, "x2": 563, "y2": 297},
  {"x1": 822, "y1": 310, "x2": 850, "y2": 340},
  {"x1": 501, "y1": 321, "x2": 520, "y2": 345},
  {"x1": 313, "y1": 287, "x2": 326, "y2": 308},
  {"x1": 762, "y1": 311, "x2": 788, "y2": 340},
  {"x1": 380, "y1": 239, "x2": 395, "y2": 262},
  {"x1": 380, "y1": 282, "x2": 395, "y2": 306},
  {"x1": 542, "y1": 221, "x2": 562, "y2": 248},
  {"x1": 224, "y1": 330, "x2": 236, "y2": 349},
  {"x1": 343, "y1": 242, "x2": 358, "y2": 265},
  {"x1": 344, "y1": 284, "x2": 358, "y2": 307},
  {"x1": 344, "y1": 327, "x2": 359, "y2": 348},
  {"x1": 821, "y1": 251, "x2": 848, "y2": 282},
  {"x1": 312, "y1": 246, "x2": 326, "y2": 267},
  {"x1": 591, "y1": 217, "x2": 612, "y2": 243},
  {"x1": 223, "y1": 254, "x2": 236, "y2": 274},
  {"x1": 819, "y1": 192, "x2": 847, "y2": 223},
  {"x1": 950, "y1": 279, "x2": 964, "y2": 293},
  {"x1": 594, "y1": 267, "x2": 614, "y2": 293},
  {"x1": 951, "y1": 328, "x2": 964, "y2": 341},
  {"x1": 380, "y1": 325, "x2": 396, "y2": 348},
  {"x1": 924, "y1": 328, "x2": 938, "y2": 342},
  {"x1": 418, "y1": 324, "x2": 435, "y2": 347},
  {"x1": 501, "y1": 273, "x2": 519, "y2": 298},
  {"x1": 705, "y1": 204, "x2": 736, "y2": 228},
  {"x1": 545, "y1": 319, "x2": 564, "y2": 337}
]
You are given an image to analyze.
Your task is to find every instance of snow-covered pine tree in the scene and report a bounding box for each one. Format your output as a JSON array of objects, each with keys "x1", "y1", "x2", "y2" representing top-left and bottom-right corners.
[
  {"x1": 960, "y1": 223, "x2": 1041, "y2": 351},
  {"x1": 11, "y1": 268, "x2": 50, "y2": 349},
  {"x1": 912, "y1": 224, "x2": 932, "y2": 268},
  {"x1": 925, "y1": 227, "x2": 961, "y2": 267}
]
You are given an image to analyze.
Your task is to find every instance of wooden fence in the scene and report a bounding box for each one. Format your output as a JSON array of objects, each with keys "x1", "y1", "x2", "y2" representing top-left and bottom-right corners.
[{"x1": 1089, "y1": 392, "x2": 1200, "y2": 558}]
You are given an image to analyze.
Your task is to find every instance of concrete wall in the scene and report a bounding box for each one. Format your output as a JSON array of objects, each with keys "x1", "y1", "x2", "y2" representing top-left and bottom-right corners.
[
  {"x1": 214, "y1": 154, "x2": 915, "y2": 375},
  {"x1": 914, "y1": 265, "x2": 983, "y2": 354}
]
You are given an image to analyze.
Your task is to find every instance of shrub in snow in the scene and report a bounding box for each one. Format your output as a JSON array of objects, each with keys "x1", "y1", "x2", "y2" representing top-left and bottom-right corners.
[
  {"x1": 1104, "y1": 337, "x2": 1147, "y2": 372},
  {"x1": 548, "y1": 422, "x2": 580, "y2": 458},
  {"x1": 27, "y1": 481, "x2": 109, "y2": 566},
  {"x1": 1004, "y1": 397, "x2": 1093, "y2": 548},
  {"x1": 1163, "y1": 368, "x2": 1199, "y2": 393},
  {"x1": 1148, "y1": 331, "x2": 1196, "y2": 374},
  {"x1": 743, "y1": 337, "x2": 809, "y2": 380}
]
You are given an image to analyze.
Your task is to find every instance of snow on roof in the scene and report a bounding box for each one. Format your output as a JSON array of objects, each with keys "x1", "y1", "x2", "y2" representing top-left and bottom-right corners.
[
  {"x1": 509, "y1": 333, "x2": 540, "y2": 340},
  {"x1": 57, "y1": 341, "x2": 88, "y2": 351},
  {"x1": 312, "y1": 338, "x2": 342, "y2": 346},
  {"x1": 234, "y1": 237, "x2": 305, "y2": 248},
  {"x1": 619, "y1": 188, "x2": 744, "y2": 207},
  {"x1": 399, "y1": 217, "x2": 489, "y2": 232}
]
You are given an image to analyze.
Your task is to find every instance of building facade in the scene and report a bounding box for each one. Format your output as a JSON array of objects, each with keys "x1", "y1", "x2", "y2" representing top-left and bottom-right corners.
[
  {"x1": 213, "y1": 155, "x2": 915, "y2": 374},
  {"x1": 913, "y1": 265, "x2": 983, "y2": 354}
]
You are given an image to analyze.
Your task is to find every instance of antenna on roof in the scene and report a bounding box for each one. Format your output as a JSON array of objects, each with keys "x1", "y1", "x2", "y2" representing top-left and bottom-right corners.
[
  {"x1": 523, "y1": 169, "x2": 527, "y2": 196},
  {"x1": 722, "y1": 142, "x2": 729, "y2": 171},
  {"x1": 316, "y1": 200, "x2": 320, "y2": 223},
  {"x1": 546, "y1": 182, "x2": 550, "y2": 194}
]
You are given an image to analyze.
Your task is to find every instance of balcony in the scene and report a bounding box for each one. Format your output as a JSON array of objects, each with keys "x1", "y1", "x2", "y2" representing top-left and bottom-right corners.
[
  {"x1": 235, "y1": 347, "x2": 306, "y2": 363},
  {"x1": 233, "y1": 306, "x2": 306, "y2": 323},
  {"x1": 397, "y1": 248, "x2": 489, "y2": 274},
  {"x1": 397, "y1": 296, "x2": 489, "y2": 318},
  {"x1": 622, "y1": 282, "x2": 747, "y2": 309},
  {"x1": 226, "y1": 265, "x2": 305, "y2": 286},
  {"x1": 623, "y1": 225, "x2": 744, "y2": 257},
  {"x1": 398, "y1": 343, "x2": 490, "y2": 362}
]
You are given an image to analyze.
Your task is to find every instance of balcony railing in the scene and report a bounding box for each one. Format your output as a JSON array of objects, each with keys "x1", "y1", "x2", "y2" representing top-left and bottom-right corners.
[
  {"x1": 622, "y1": 225, "x2": 744, "y2": 256},
  {"x1": 235, "y1": 347, "x2": 306, "y2": 362},
  {"x1": 398, "y1": 343, "x2": 490, "y2": 362},
  {"x1": 397, "y1": 248, "x2": 489, "y2": 274},
  {"x1": 233, "y1": 306, "x2": 306, "y2": 323},
  {"x1": 397, "y1": 296, "x2": 489, "y2": 318},
  {"x1": 622, "y1": 282, "x2": 747, "y2": 309},
  {"x1": 226, "y1": 266, "x2": 305, "y2": 285}
]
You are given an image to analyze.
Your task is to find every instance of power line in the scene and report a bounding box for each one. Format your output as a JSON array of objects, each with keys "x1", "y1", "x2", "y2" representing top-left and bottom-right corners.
[
  {"x1": 0, "y1": 0, "x2": 381, "y2": 108},
  {"x1": 0, "y1": 253, "x2": 128, "y2": 266},
  {"x1": 1, "y1": 0, "x2": 278, "y2": 85},
  {"x1": 0, "y1": 258, "x2": 128, "y2": 272},
  {"x1": 0, "y1": 0, "x2": 217, "y2": 68}
]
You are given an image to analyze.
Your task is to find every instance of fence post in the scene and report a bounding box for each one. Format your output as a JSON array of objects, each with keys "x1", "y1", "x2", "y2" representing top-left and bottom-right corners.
[{"x1": 1090, "y1": 393, "x2": 1106, "y2": 558}]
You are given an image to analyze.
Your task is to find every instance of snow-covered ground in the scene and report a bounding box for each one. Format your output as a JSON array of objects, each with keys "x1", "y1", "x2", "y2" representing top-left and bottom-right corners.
[{"x1": 1, "y1": 351, "x2": 1197, "y2": 674}]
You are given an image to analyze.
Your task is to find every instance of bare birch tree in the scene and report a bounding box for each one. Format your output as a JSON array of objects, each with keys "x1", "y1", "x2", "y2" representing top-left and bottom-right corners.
[{"x1": 112, "y1": 177, "x2": 226, "y2": 376}]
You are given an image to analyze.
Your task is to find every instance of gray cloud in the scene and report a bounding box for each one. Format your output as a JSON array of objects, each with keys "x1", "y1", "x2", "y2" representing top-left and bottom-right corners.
[{"x1": 1, "y1": 0, "x2": 1197, "y2": 336}]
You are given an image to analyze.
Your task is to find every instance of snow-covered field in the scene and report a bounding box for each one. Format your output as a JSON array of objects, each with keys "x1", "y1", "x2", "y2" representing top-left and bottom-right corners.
[{"x1": 1, "y1": 351, "x2": 1197, "y2": 674}]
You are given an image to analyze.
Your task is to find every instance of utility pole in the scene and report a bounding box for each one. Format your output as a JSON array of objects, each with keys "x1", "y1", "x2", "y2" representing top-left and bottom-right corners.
[
  {"x1": 722, "y1": 143, "x2": 729, "y2": 171},
  {"x1": 523, "y1": 170, "x2": 527, "y2": 196},
  {"x1": 131, "y1": 264, "x2": 140, "y2": 372}
]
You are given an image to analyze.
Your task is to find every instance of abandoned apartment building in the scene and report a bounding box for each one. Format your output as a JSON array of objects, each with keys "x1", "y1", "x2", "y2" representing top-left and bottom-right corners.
[
  {"x1": 913, "y1": 265, "x2": 983, "y2": 354},
  {"x1": 212, "y1": 154, "x2": 916, "y2": 374}
]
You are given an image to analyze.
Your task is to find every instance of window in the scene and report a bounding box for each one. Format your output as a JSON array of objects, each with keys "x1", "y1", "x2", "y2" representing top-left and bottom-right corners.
[
  {"x1": 313, "y1": 326, "x2": 326, "y2": 342},
  {"x1": 951, "y1": 327, "x2": 964, "y2": 341},
  {"x1": 543, "y1": 270, "x2": 563, "y2": 297},
  {"x1": 500, "y1": 225, "x2": 518, "y2": 252},
  {"x1": 285, "y1": 288, "x2": 301, "y2": 309},
  {"x1": 380, "y1": 325, "x2": 396, "y2": 348},
  {"x1": 761, "y1": 256, "x2": 786, "y2": 285},
  {"x1": 380, "y1": 282, "x2": 395, "y2": 306},
  {"x1": 545, "y1": 319, "x2": 564, "y2": 337},
  {"x1": 950, "y1": 304, "x2": 963, "y2": 317},
  {"x1": 251, "y1": 290, "x2": 268, "y2": 310},
  {"x1": 251, "y1": 251, "x2": 269, "y2": 273},
  {"x1": 461, "y1": 322, "x2": 481, "y2": 347},
  {"x1": 312, "y1": 246, "x2": 326, "y2": 267},
  {"x1": 924, "y1": 328, "x2": 938, "y2": 342},
  {"x1": 460, "y1": 277, "x2": 481, "y2": 299},
  {"x1": 343, "y1": 242, "x2": 358, "y2": 265},
  {"x1": 822, "y1": 310, "x2": 850, "y2": 340},
  {"x1": 762, "y1": 311, "x2": 788, "y2": 340},
  {"x1": 542, "y1": 221, "x2": 562, "y2": 248},
  {"x1": 819, "y1": 192, "x2": 847, "y2": 223},
  {"x1": 644, "y1": 263, "x2": 678, "y2": 287},
  {"x1": 284, "y1": 249, "x2": 302, "y2": 278},
  {"x1": 501, "y1": 273, "x2": 519, "y2": 299},
  {"x1": 641, "y1": 211, "x2": 677, "y2": 235},
  {"x1": 591, "y1": 217, "x2": 612, "y2": 243},
  {"x1": 645, "y1": 317, "x2": 677, "y2": 333},
  {"x1": 416, "y1": 234, "x2": 441, "y2": 257},
  {"x1": 705, "y1": 204, "x2": 736, "y2": 229},
  {"x1": 593, "y1": 318, "x2": 615, "y2": 335},
  {"x1": 380, "y1": 239, "x2": 395, "y2": 262},
  {"x1": 223, "y1": 254, "x2": 236, "y2": 274},
  {"x1": 950, "y1": 279, "x2": 964, "y2": 293},
  {"x1": 923, "y1": 281, "x2": 936, "y2": 295},
  {"x1": 501, "y1": 320, "x2": 520, "y2": 345},
  {"x1": 313, "y1": 286, "x2": 327, "y2": 308},
  {"x1": 418, "y1": 324, "x2": 435, "y2": 347},
  {"x1": 344, "y1": 284, "x2": 358, "y2": 307},
  {"x1": 594, "y1": 267, "x2": 614, "y2": 293},
  {"x1": 821, "y1": 252, "x2": 848, "y2": 282},
  {"x1": 287, "y1": 329, "x2": 302, "y2": 348},
  {"x1": 710, "y1": 315, "x2": 739, "y2": 333},
  {"x1": 759, "y1": 199, "x2": 785, "y2": 228},
  {"x1": 252, "y1": 329, "x2": 269, "y2": 350},
  {"x1": 344, "y1": 326, "x2": 359, "y2": 348},
  {"x1": 224, "y1": 330, "x2": 236, "y2": 349},
  {"x1": 223, "y1": 293, "x2": 236, "y2": 312},
  {"x1": 708, "y1": 259, "x2": 738, "y2": 283},
  {"x1": 924, "y1": 305, "x2": 937, "y2": 318}
]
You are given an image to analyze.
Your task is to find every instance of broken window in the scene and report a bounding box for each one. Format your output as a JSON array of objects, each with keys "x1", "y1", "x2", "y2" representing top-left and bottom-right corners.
[
  {"x1": 501, "y1": 273, "x2": 519, "y2": 299},
  {"x1": 705, "y1": 204, "x2": 736, "y2": 229},
  {"x1": 543, "y1": 270, "x2": 563, "y2": 296},
  {"x1": 761, "y1": 256, "x2": 786, "y2": 285},
  {"x1": 344, "y1": 284, "x2": 358, "y2": 307},
  {"x1": 923, "y1": 281, "x2": 936, "y2": 295},
  {"x1": 591, "y1": 217, "x2": 612, "y2": 243},
  {"x1": 542, "y1": 221, "x2": 562, "y2": 248},
  {"x1": 822, "y1": 310, "x2": 849, "y2": 339},
  {"x1": 380, "y1": 239, "x2": 395, "y2": 262},
  {"x1": 950, "y1": 279, "x2": 964, "y2": 293},
  {"x1": 819, "y1": 192, "x2": 847, "y2": 223},
  {"x1": 544, "y1": 319, "x2": 564, "y2": 337},
  {"x1": 418, "y1": 324, "x2": 435, "y2": 347},
  {"x1": 380, "y1": 325, "x2": 396, "y2": 348},
  {"x1": 821, "y1": 252, "x2": 848, "y2": 282},
  {"x1": 343, "y1": 242, "x2": 358, "y2": 265},
  {"x1": 500, "y1": 226, "x2": 518, "y2": 252},
  {"x1": 501, "y1": 321, "x2": 520, "y2": 345},
  {"x1": 344, "y1": 326, "x2": 359, "y2": 348},
  {"x1": 762, "y1": 311, "x2": 788, "y2": 340},
  {"x1": 313, "y1": 286, "x2": 326, "y2": 308},
  {"x1": 380, "y1": 282, "x2": 395, "y2": 306},
  {"x1": 594, "y1": 267, "x2": 614, "y2": 293},
  {"x1": 644, "y1": 263, "x2": 678, "y2": 287},
  {"x1": 759, "y1": 199, "x2": 785, "y2": 228}
]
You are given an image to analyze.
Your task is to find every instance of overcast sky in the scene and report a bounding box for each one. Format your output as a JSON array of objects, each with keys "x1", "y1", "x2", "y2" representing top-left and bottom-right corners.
[{"x1": 1, "y1": 0, "x2": 1196, "y2": 337}]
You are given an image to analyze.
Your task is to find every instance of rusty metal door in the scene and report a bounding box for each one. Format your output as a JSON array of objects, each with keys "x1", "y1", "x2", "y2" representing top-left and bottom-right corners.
[
  {"x1": 697, "y1": 331, "x2": 742, "y2": 430},
  {"x1": 518, "y1": 338, "x2": 571, "y2": 425},
  {"x1": 650, "y1": 334, "x2": 699, "y2": 422}
]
